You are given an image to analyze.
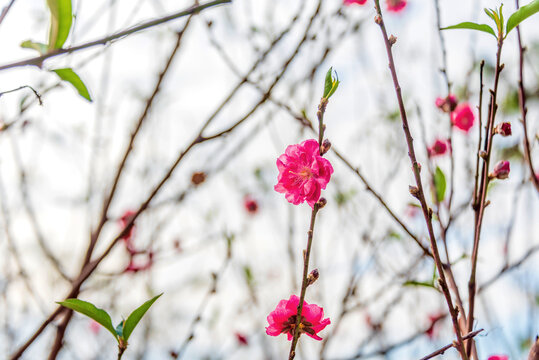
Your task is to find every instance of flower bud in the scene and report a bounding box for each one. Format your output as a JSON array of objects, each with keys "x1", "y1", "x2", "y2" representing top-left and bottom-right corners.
[
  {"x1": 374, "y1": 15, "x2": 382, "y2": 24},
  {"x1": 320, "y1": 139, "x2": 332, "y2": 155},
  {"x1": 307, "y1": 269, "x2": 319, "y2": 286},
  {"x1": 316, "y1": 197, "x2": 327, "y2": 208},
  {"x1": 191, "y1": 171, "x2": 206, "y2": 186},
  {"x1": 494, "y1": 122, "x2": 511, "y2": 136},
  {"x1": 435, "y1": 94, "x2": 458, "y2": 113},
  {"x1": 409, "y1": 185, "x2": 420, "y2": 199},
  {"x1": 389, "y1": 35, "x2": 397, "y2": 46},
  {"x1": 489, "y1": 160, "x2": 510, "y2": 180}
]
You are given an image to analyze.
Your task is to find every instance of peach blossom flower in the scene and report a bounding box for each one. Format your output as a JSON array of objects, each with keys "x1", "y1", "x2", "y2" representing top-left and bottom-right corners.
[
  {"x1": 266, "y1": 295, "x2": 330, "y2": 341},
  {"x1": 343, "y1": 0, "x2": 367, "y2": 5},
  {"x1": 487, "y1": 356, "x2": 508, "y2": 360},
  {"x1": 435, "y1": 94, "x2": 458, "y2": 113},
  {"x1": 244, "y1": 195, "x2": 259, "y2": 214},
  {"x1": 451, "y1": 103, "x2": 475, "y2": 133},
  {"x1": 428, "y1": 139, "x2": 449, "y2": 157},
  {"x1": 494, "y1": 122, "x2": 512, "y2": 136},
  {"x1": 386, "y1": 0, "x2": 406, "y2": 12},
  {"x1": 274, "y1": 139, "x2": 333, "y2": 209}
]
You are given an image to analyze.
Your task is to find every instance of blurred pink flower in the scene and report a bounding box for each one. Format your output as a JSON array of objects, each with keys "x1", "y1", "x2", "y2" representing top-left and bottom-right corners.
[
  {"x1": 487, "y1": 356, "x2": 509, "y2": 360},
  {"x1": 235, "y1": 332, "x2": 248, "y2": 346},
  {"x1": 274, "y1": 139, "x2": 333, "y2": 209},
  {"x1": 89, "y1": 320, "x2": 101, "y2": 335},
  {"x1": 266, "y1": 295, "x2": 330, "y2": 341},
  {"x1": 244, "y1": 195, "x2": 259, "y2": 214},
  {"x1": 123, "y1": 251, "x2": 154, "y2": 273},
  {"x1": 428, "y1": 139, "x2": 448, "y2": 157},
  {"x1": 494, "y1": 122, "x2": 512, "y2": 137},
  {"x1": 435, "y1": 94, "x2": 458, "y2": 113},
  {"x1": 386, "y1": 0, "x2": 406, "y2": 12},
  {"x1": 489, "y1": 161, "x2": 510, "y2": 180},
  {"x1": 451, "y1": 103, "x2": 475, "y2": 133},
  {"x1": 425, "y1": 313, "x2": 444, "y2": 339},
  {"x1": 120, "y1": 210, "x2": 137, "y2": 255},
  {"x1": 343, "y1": 0, "x2": 367, "y2": 5}
]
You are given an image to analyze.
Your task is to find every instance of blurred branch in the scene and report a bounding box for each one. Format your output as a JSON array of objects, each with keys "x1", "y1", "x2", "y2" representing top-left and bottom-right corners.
[
  {"x1": 420, "y1": 329, "x2": 484, "y2": 360},
  {"x1": 0, "y1": 0, "x2": 16, "y2": 28},
  {"x1": 0, "y1": 0, "x2": 231, "y2": 72},
  {"x1": 515, "y1": 0, "x2": 539, "y2": 193},
  {"x1": 0, "y1": 85, "x2": 42, "y2": 105}
]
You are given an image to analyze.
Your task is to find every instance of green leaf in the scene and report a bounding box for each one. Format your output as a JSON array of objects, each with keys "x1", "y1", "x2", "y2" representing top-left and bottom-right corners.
[
  {"x1": 122, "y1": 293, "x2": 162, "y2": 341},
  {"x1": 403, "y1": 280, "x2": 437, "y2": 290},
  {"x1": 441, "y1": 22, "x2": 497, "y2": 38},
  {"x1": 52, "y1": 68, "x2": 92, "y2": 101},
  {"x1": 506, "y1": 0, "x2": 539, "y2": 35},
  {"x1": 115, "y1": 320, "x2": 125, "y2": 337},
  {"x1": 47, "y1": 0, "x2": 72, "y2": 49},
  {"x1": 322, "y1": 67, "x2": 339, "y2": 99},
  {"x1": 433, "y1": 166, "x2": 446, "y2": 203},
  {"x1": 20, "y1": 40, "x2": 49, "y2": 55},
  {"x1": 58, "y1": 299, "x2": 117, "y2": 339}
]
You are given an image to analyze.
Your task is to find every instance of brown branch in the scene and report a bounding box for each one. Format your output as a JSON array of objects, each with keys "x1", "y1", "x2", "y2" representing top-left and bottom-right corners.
[
  {"x1": 371, "y1": 1, "x2": 467, "y2": 358},
  {"x1": 0, "y1": 0, "x2": 16, "y2": 28},
  {"x1": 0, "y1": 0, "x2": 230, "y2": 72},
  {"x1": 467, "y1": 35, "x2": 504, "y2": 357},
  {"x1": 515, "y1": 0, "x2": 539, "y2": 193},
  {"x1": 420, "y1": 329, "x2": 484, "y2": 360}
]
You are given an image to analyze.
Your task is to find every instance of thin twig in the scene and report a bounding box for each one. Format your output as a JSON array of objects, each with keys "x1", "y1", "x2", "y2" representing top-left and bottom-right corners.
[
  {"x1": 0, "y1": 0, "x2": 230, "y2": 72},
  {"x1": 420, "y1": 329, "x2": 484, "y2": 360},
  {"x1": 371, "y1": 2, "x2": 468, "y2": 358}
]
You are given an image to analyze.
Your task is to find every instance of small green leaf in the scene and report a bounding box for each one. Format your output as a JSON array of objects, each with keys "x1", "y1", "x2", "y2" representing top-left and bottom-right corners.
[
  {"x1": 243, "y1": 265, "x2": 253, "y2": 286},
  {"x1": 484, "y1": 8, "x2": 497, "y2": 22},
  {"x1": 322, "y1": 67, "x2": 339, "y2": 99},
  {"x1": 52, "y1": 68, "x2": 92, "y2": 101},
  {"x1": 441, "y1": 22, "x2": 497, "y2": 38},
  {"x1": 20, "y1": 40, "x2": 49, "y2": 55},
  {"x1": 506, "y1": 0, "x2": 539, "y2": 35},
  {"x1": 47, "y1": 0, "x2": 72, "y2": 49},
  {"x1": 58, "y1": 299, "x2": 117, "y2": 339},
  {"x1": 115, "y1": 320, "x2": 125, "y2": 338},
  {"x1": 122, "y1": 293, "x2": 163, "y2": 341},
  {"x1": 403, "y1": 280, "x2": 437, "y2": 290},
  {"x1": 433, "y1": 166, "x2": 446, "y2": 203}
]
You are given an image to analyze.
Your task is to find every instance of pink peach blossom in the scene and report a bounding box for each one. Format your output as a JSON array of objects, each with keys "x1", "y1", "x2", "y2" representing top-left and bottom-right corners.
[
  {"x1": 386, "y1": 0, "x2": 407, "y2": 12},
  {"x1": 274, "y1": 139, "x2": 333, "y2": 209},
  {"x1": 451, "y1": 103, "x2": 475, "y2": 133},
  {"x1": 487, "y1": 356, "x2": 509, "y2": 360},
  {"x1": 120, "y1": 210, "x2": 137, "y2": 255},
  {"x1": 266, "y1": 295, "x2": 330, "y2": 341},
  {"x1": 428, "y1": 139, "x2": 448, "y2": 157},
  {"x1": 243, "y1": 195, "x2": 259, "y2": 214},
  {"x1": 343, "y1": 0, "x2": 367, "y2": 5}
]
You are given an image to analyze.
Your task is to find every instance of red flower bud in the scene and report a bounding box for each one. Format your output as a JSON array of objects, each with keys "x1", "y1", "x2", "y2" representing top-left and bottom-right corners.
[
  {"x1": 494, "y1": 122, "x2": 511, "y2": 136},
  {"x1": 489, "y1": 161, "x2": 510, "y2": 180}
]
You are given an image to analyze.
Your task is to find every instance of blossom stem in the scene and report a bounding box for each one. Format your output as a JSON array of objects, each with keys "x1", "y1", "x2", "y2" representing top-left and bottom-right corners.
[
  {"x1": 372, "y1": 1, "x2": 468, "y2": 358},
  {"x1": 467, "y1": 35, "x2": 504, "y2": 358},
  {"x1": 288, "y1": 204, "x2": 320, "y2": 360}
]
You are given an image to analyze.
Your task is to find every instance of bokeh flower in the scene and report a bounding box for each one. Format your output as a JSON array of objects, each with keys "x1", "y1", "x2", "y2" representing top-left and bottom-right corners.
[
  {"x1": 435, "y1": 94, "x2": 458, "y2": 113},
  {"x1": 428, "y1": 139, "x2": 448, "y2": 157},
  {"x1": 274, "y1": 139, "x2": 333, "y2": 209},
  {"x1": 386, "y1": 0, "x2": 407, "y2": 12},
  {"x1": 343, "y1": 0, "x2": 367, "y2": 5},
  {"x1": 487, "y1": 356, "x2": 509, "y2": 360},
  {"x1": 451, "y1": 103, "x2": 475, "y2": 133},
  {"x1": 244, "y1": 195, "x2": 259, "y2": 214},
  {"x1": 266, "y1": 295, "x2": 330, "y2": 341}
]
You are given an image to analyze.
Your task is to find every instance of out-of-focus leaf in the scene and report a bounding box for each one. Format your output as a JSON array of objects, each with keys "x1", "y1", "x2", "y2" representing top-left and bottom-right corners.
[
  {"x1": 122, "y1": 293, "x2": 162, "y2": 341},
  {"x1": 433, "y1": 166, "x2": 446, "y2": 203},
  {"x1": 334, "y1": 189, "x2": 357, "y2": 207},
  {"x1": 52, "y1": 68, "x2": 92, "y2": 101},
  {"x1": 502, "y1": 89, "x2": 520, "y2": 114},
  {"x1": 47, "y1": 0, "x2": 72, "y2": 49},
  {"x1": 506, "y1": 0, "x2": 539, "y2": 35},
  {"x1": 441, "y1": 22, "x2": 497, "y2": 38},
  {"x1": 58, "y1": 299, "x2": 117, "y2": 339},
  {"x1": 20, "y1": 40, "x2": 48, "y2": 54},
  {"x1": 498, "y1": 143, "x2": 523, "y2": 161},
  {"x1": 403, "y1": 280, "x2": 438, "y2": 291},
  {"x1": 243, "y1": 265, "x2": 253, "y2": 286}
]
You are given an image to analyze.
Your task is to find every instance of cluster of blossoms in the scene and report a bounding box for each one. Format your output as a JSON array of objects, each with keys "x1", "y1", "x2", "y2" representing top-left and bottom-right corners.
[
  {"x1": 267, "y1": 139, "x2": 333, "y2": 342},
  {"x1": 344, "y1": 0, "x2": 407, "y2": 12},
  {"x1": 266, "y1": 295, "x2": 331, "y2": 341},
  {"x1": 119, "y1": 210, "x2": 154, "y2": 273}
]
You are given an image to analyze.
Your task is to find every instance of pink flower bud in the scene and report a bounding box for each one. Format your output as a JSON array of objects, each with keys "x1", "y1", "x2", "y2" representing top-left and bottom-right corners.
[
  {"x1": 451, "y1": 103, "x2": 475, "y2": 133},
  {"x1": 487, "y1": 356, "x2": 508, "y2": 360},
  {"x1": 435, "y1": 94, "x2": 458, "y2": 113},
  {"x1": 489, "y1": 160, "x2": 510, "y2": 180},
  {"x1": 235, "y1": 332, "x2": 248, "y2": 346},
  {"x1": 494, "y1": 122, "x2": 512, "y2": 136},
  {"x1": 243, "y1": 195, "x2": 259, "y2": 214},
  {"x1": 427, "y1": 139, "x2": 448, "y2": 157}
]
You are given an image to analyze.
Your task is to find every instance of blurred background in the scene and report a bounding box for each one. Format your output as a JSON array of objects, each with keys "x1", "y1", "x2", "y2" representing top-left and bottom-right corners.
[{"x1": 0, "y1": 0, "x2": 537, "y2": 359}]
